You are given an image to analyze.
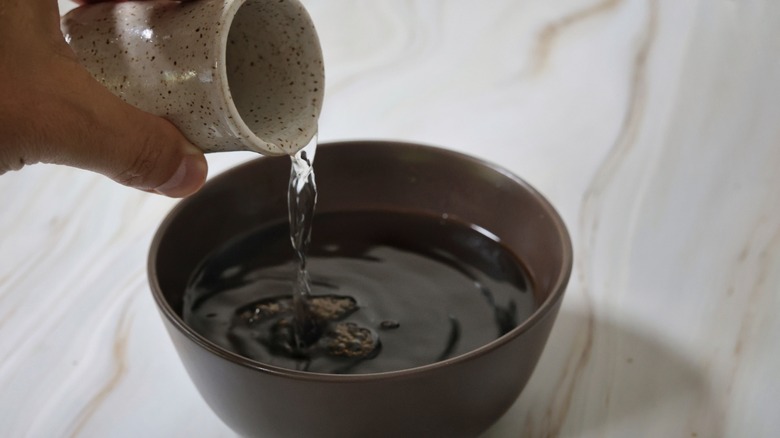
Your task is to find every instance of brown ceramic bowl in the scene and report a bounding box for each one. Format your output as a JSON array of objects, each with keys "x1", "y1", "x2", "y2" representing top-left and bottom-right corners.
[{"x1": 148, "y1": 141, "x2": 572, "y2": 437}]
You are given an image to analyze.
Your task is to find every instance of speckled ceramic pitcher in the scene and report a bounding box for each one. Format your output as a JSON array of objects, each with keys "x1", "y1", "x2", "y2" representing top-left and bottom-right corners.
[{"x1": 62, "y1": 0, "x2": 324, "y2": 156}]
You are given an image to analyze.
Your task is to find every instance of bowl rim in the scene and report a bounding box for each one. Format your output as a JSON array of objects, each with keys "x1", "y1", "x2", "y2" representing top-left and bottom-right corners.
[{"x1": 148, "y1": 140, "x2": 573, "y2": 382}]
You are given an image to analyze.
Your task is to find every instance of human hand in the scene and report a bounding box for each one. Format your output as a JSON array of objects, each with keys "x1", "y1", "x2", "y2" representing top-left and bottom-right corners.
[{"x1": 0, "y1": 0, "x2": 207, "y2": 197}]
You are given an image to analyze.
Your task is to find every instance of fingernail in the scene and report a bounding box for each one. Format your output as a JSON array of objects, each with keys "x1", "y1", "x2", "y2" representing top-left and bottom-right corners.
[{"x1": 154, "y1": 145, "x2": 207, "y2": 198}]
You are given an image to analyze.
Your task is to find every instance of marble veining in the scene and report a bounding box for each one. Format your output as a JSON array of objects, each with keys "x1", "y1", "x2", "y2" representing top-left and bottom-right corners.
[
  {"x1": 547, "y1": 2, "x2": 660, "y2": 433},
  {"x1": 532, "y1": 0, "x2": 624, "y2": 74},
  {"x1": 1, "y1": 0, "x2": 777, "y2": 436},
  {"x1": 67, "y1": 301, "x2": 133, "y2": 437}
]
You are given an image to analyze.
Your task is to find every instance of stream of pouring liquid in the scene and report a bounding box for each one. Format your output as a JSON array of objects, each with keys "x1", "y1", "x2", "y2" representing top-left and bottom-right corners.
[{"x1": 287, "y1": 135, "x2": 319, "y2": 348}]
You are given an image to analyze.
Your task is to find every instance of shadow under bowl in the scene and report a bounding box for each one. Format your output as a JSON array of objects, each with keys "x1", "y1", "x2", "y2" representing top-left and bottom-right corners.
[{"x1": 148, "y1": 140, "x2": 572, "y2": 438}]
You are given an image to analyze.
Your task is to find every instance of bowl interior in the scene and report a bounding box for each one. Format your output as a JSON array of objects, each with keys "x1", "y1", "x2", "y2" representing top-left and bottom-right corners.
[{"x1": 149, "y1": 140, "x2": 572, "y2": 372}]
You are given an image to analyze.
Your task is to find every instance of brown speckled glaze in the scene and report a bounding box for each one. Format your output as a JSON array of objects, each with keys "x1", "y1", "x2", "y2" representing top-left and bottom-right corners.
[{"x1": 62, "y1": 0, "x2": 324, "y2": 155}]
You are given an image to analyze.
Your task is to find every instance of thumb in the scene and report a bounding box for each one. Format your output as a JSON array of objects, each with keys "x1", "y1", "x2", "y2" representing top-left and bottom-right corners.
[{"x1": 37, "y1": 59, "x2": 208, "y2": 198}]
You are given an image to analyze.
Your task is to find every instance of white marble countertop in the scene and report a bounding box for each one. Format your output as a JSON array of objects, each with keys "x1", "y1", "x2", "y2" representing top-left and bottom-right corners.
[{"x1": 2, "y1": 0, "x2": 778, "y2": 436}]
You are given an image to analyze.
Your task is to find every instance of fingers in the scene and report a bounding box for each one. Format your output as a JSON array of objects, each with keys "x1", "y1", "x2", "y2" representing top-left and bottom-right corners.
[
  {"x1": 1, "y1": 55, "x2": 207, "y2": 197},
  {"x1": 53, "y1": 62, "x2": 208, "y2": 197},
  {"x1": 72, "y1": 0, "x2": 195, "y2": 4},
  {"x1": 72, "y1": 0, "x2": 134, "y2": 4},
  {"x1": 77, "y1": 108, "x2": 209, "y2": 198},
  {"x1": 1, "y1": 0, "x2": 207, "y2": 197}
]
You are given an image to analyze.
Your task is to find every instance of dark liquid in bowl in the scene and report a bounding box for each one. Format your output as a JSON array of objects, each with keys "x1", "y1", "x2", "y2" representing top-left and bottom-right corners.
[{"x1": 183, "y1": 211, "x2": 536, "y2": 374}]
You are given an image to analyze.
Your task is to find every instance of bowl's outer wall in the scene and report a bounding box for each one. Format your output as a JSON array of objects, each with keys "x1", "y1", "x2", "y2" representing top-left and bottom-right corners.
[
  {"x1": 149, "y1": 141, "x2": 571, "y2": 437},
  {"x1": 159, "y1": 297, "x2": 562, "y2": 438}
]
